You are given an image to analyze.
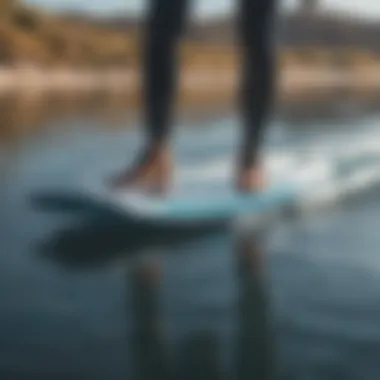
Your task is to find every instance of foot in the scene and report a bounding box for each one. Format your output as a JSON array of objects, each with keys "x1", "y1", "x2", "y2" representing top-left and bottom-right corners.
[
  {"x1": 110, "y1": 144, "x2": 173, "y2": 196},
  {"x1": 235, "y1": 164, "x2": 266, "y2": 194}
]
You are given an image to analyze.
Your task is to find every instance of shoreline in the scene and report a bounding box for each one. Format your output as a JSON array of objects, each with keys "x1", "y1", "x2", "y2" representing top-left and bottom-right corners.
[
  {"x1": 0, "y1": 67, "x2": 136, "y2": 93},
  {"x1": 2, "y1": 66, "x2": 380, "y2": 96}
]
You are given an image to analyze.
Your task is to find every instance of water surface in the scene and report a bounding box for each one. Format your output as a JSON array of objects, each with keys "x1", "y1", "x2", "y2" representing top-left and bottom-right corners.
[{"x1": 1, "y1": 94, "x2": 380, "y2": 379}]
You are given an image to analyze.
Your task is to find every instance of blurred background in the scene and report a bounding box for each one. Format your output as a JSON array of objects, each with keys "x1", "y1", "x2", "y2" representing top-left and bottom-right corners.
[{"x1": 2, "y1": 0, "x2": 380, "y2": 379}]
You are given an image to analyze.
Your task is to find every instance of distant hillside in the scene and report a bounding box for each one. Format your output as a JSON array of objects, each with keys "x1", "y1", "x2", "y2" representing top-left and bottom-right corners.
[
  {"x1": 0, "y1": 0, "x2": 138, "y2": 67},
  {"x1": 79, "y1": 10, "x2": 380, "y2": 51},
  {"x1": 1, "y1": 0, "x2": 380, "y2": 68},
  {"x1": 189, "y1": 12, "x2": 380, "y2": 50}
]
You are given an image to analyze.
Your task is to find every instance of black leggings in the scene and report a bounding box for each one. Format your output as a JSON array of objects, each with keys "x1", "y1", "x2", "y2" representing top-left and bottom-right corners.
[{"x1": 144, "y1": 0, "x2": 277, "y2": 166}]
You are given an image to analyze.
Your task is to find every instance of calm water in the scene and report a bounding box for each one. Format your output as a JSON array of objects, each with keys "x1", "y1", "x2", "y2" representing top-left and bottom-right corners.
[{"x1": 2, "y1": 98, "x2": 380, "y2": 379}]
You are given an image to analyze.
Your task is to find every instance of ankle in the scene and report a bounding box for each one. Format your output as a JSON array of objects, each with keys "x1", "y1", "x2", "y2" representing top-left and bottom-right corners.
[
  {"x1": 147, "y1": 138, "x2": 170, "y2": 153},
  {"x1": 237, "y1": 150, "x2": 261, "y2": 170},
  {"x1": 237, "y1": 159, "x2": 262, "y2": 174}
]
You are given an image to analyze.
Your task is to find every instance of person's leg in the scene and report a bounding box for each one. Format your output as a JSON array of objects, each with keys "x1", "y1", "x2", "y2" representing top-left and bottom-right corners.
[
  {"x1": 236, "y1": 0, "x2": 277, "y2": 192},
  {"x1": 111, "y1": 0, "x2": 189, "y2": 193}
]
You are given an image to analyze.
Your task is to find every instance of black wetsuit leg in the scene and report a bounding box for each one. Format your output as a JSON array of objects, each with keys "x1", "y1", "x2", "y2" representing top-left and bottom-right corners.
[
  {"x1": 238, "y1": 0, "x2": 277, "y2": 168},
  {"x1": 144, "y1": 0, "x2": 190, "y2": 144},
  {"x1": 144, "y1": 0, "x2": 277, "y2": 166}
]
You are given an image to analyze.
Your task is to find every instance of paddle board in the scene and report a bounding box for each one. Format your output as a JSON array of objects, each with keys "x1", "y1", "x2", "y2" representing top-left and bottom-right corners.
[{"x1": 80, "y1": 181, "x2": 298, "y2": 226}]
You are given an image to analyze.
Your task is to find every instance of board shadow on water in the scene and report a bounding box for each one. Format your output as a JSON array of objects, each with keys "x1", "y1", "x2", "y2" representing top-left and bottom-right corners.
[{"x1": 30, "y1": 190, "x2": 229, "y2": 269}]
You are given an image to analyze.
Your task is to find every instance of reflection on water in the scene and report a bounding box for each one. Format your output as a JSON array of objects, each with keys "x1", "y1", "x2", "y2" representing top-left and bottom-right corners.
[
  {"x1": 1, "y1": 88, "x2": 380, "y2": 150},
  {"x1": 0, "y1": 91, "x2": 137, "y2": 147},
  {"x1": 235, "y1": 234, "x2": 274, "y2": 380},
  {"x1": 131, "y1": 257, "x2": 172, "y2": 380},
  {"x1": 129, "y1": 231, "x2": 274, "y2": 380},
  {"x1": 279, "y1": 89, "x2": 380, "y2": 125}
]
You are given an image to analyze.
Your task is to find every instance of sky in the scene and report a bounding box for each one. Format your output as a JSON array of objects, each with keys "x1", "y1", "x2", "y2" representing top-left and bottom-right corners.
[{"x1": 23, "y1": 0, "x2": 380, "y2": 20}]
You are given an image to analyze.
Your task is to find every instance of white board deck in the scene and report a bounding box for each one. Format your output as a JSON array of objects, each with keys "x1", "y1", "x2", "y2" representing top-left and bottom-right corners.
[
  {"x1": 59, "y1": 152, "x2": 380, "y2": 227},
  {"x1": 81, "y1": 184, "x2": 297, "y2": 225}
]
